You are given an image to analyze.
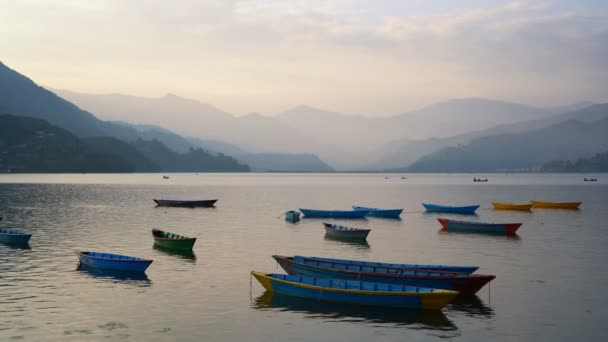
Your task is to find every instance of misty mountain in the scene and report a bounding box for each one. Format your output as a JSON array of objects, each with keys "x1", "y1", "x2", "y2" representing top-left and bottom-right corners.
[
  {"x1": 405, "y1": 115, "x2": 608, "y2": 172},
  {"x1": 541, "y1": 151, "x2": 608, "y2": 172},
  {"x1": 238, "y1": 153, "x2": 334, "y2": 172}
]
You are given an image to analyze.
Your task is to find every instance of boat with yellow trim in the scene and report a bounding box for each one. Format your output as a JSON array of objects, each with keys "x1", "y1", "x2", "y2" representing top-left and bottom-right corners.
[
  {"x1": 530, "y1": 200, "x2": 582, "y2": 209},
  {"x1": 251, "y1": 272, "x2": 459, "y2": 310},
  {"x1": 492, "y1": 202, "x2": 533, "y2": 211}
]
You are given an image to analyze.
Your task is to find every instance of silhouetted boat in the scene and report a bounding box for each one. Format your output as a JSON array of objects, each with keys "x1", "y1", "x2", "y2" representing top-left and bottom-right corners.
[
  {"x1": 152, "y1": 229, "x2": 196, "y2": 251},
  {"x1": 273, "y1": 255, "x2": 494, "y2": 295},
  {"x1": 473, "y1": 178, "x2": 488, "y2": 182},
  {"x1": 422, "y1": 203, "x2": 479, "y2": 214},
  {"x1": 285, "y1": 210, "x2": 301, "y2": 222},
  {"x1": 584, "y1": 178, "x2": 597, "y2": 182},
  {"x1": 437, "y1": 218, "x2": 522, "y2": 235},
  {"x1": 163, "y1": 176, "x2": 169, "y2": 179},
  {"x1": 531, "y1": 200, "x2": 582, "y2": 209},
  {"x1": 492, "y1": 202, "x2": 533, "y2": 211},
  {"x1": 352, "y1": 206, "x2": 403, "y2": 218},
  {"x1": 76, "y1": 251, "x2": 153, "y2": 272},
  {"x1": 153, "y1": 199, "x2": 217, "y2": 208},
  {"x1": 323, "y1": 223, "x2": 370, "y2": 240},
  {"x1": 0, "y1": 228, "x2": 32, "y2": 244},
  {"x1": 299, "y1": 208, "x2": 368, "y2": 219},
  {"x1": 301, "y1": 256, "x2": 478, "y2": 275},
  {"x1": 251, "y1": 272, "x2": 459, "y2": 309}
]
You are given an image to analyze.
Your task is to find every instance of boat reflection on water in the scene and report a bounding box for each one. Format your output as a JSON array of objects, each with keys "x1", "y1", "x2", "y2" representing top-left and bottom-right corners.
[
  {"x1": 153, "y1": 244, "x2": 197, "y2": 261},
  {"x1": 76, "y1": 264, "x2": 151, "y2": 285},
  {"x1": 438, "y1": 229, "x2": 521, "y2": 241},
  {"x1": 253, "y1": 291, "x2": 457, "y2": 329},
  {"x1": 323, "y1": 235, "x2": 371, "y2": 250},
  {"x1": 0, "y1": 241, "x2": 31, "y2": 250},
  {"x1": 446, "y1": 295, "x2": 495, "y2": 318}
]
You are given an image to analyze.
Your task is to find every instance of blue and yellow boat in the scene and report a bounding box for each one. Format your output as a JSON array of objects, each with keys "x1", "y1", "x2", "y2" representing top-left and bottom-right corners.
[{"x1": 251, "y1": 272, "x2": 459, "y2": 310}]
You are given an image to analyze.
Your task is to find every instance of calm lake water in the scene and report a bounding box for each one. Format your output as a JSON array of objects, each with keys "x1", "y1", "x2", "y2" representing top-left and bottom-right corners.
[{"x1": 0, "y1": 173, "x2": 607, "y2": 341}]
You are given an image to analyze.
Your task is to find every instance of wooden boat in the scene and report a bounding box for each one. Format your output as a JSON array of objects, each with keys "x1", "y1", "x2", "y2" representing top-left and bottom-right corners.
[
  {"x1": 531, "y1": 200, "x2": 582, "y2": 209},
  {"x1": 352, "y1": 206, "x2": 403, "y2": 218},
  {"x1": 299, "y1": 208, "x2": 369, "y2": 219},
  {"x1": 584, "y1": 178, "x2": 597, "y2": 182},
  {"x1": 273, "y1": 255, "x2": 495, "y2": 295},
  {"x1": 151, "y1": 229, "x2": 196, "y2": 251},
  {"x1": 285, "y1": 210, "x2": 301, "y2": 223},
  {"x1": 251, "y1": 272, "x2": 459, "y2": 310},
  {"x1": 323, "y1": 223, "x2": 370, "y2": 240},
  {"x1": 163, "y1": 175, "x2": 169, "y2": 179},
  {"x1": 76, "y1": 251, "x2": 153, "y2": 272},
  {"x1": 153, "y1": 199, "x2": 217, "y2": 208},
  {"x1": 0, "y1": 228, "x2": 32, "y2": 244},
  {"x1": 438, "y1": 218, "x2": 522, "y2": 235},
  {"x1": 422, "y1": 203, "x2": 479, "y2": 215},
  {"x1": 300, "y1": 256, "x2": 478, "y2": 275},
  {"x1": 473, "y1": 178, "x2": 488, "y2": 182},
  {"x1": 492, "y1": 202, "x2": 533, "y2": 211}
]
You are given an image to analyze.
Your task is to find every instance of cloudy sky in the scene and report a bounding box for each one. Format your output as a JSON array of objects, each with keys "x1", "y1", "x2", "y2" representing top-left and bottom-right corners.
[{"x1": 1, "y1": 0, "x2": 607, "y2": 115}]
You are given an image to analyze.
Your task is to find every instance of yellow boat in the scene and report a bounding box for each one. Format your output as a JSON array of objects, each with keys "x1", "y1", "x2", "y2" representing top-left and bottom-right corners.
[
  {"x1": 492, "y1": 202, "x2": 533, "y2": 211},
  {"x1": 530, "y1": 201, "x2": 582, "y2": 209}
]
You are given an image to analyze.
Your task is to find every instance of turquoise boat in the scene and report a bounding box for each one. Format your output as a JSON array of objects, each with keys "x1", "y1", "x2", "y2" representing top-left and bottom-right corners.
[
  {"x1": 323, "y1": 223, "x2": 370, "y2": 240},
  {"x1": 76, "y1": 251, "x2": 153, "y2": 272},
  {"x1": 285, "y1": 210, "x2": 301, "y2": 223},
  {"x1": 301, "y1": 256, "x2": 478, "y2": 275},
  {"x1": 422, "y1": 203, "x2": 480, "y2": 214},
  {"x1": 300, "y1": 209, "x2": 369, "y2": 219},
  {"x1": 352, "y1": 206, "x2": 403, "y2": 218},
  {"x1": 252, "y1": 272, "x2": 459, "y2": 310},
  {"x1": 0, "y1": 228, "x2": 32, "y2": 245}
]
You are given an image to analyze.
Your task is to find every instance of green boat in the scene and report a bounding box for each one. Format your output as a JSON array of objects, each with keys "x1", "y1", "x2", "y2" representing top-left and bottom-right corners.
[{"x1": 152, "y1": 229, "x2": 196, "y2": 251}]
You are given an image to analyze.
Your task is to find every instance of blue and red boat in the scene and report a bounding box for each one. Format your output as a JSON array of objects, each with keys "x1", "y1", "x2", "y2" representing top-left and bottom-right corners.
[
  {"x1": 422, "y1": 203, "x2": 480, "y2": 215},
  {"x1": 352, "y1": 206, "x2": 403, "y2": 218},
  {"x1": 273, "y1": 255, "x2": 494, "y2": 295},
  {"x1": 299, "y1": 209, "x2": 369, "y2": 219},
  {"x1": 438, "y1": 218, "x2": 522, "y2": 235},
  {"x1": 323, "y1": 223, "x2": 370, "y2": 240},
  {"x1": 251, "y1": 272, "x2": 459, "y2": 310},
  {"x1": 76, "y1": 251, "x2": 153, "y2": 272},
  {"x1": 301, "y1": 256, "x2": 478, "y2": 275}
]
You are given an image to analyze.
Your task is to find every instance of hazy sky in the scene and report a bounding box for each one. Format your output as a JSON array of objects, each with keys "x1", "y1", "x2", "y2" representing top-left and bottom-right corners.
[{"x1": 1, "y1": 0, "x2": 607, "y2": 115}]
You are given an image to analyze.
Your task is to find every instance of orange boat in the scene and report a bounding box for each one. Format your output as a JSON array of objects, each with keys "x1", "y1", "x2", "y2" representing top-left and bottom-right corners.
[
  {"x1": 530, "y1": 201, "x2": 582, "y2": 209},
  {"x1": 492, "y1": 202, "x2": 533, "y2": 211}
]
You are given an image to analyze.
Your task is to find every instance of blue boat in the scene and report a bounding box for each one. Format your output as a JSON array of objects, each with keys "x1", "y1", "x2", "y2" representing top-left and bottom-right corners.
[
  {"x1": 301, "y1": 256, "x2": 478, "y2": 275},
  {"x1": 285, "y1": 210, "x2": 301, "y2": 223},
  {"x1": 0, "y1": 228, "x2": 32, "y2": 245},
  {"x1": 251, "y1": 272, "x2": 459, "y2": 310},
  {"x1": 299, "y1": 209, "x2": 368, "y2": 219},
  {"x1": 273, "y1": 255, "x2": 494, "y2": 295},
  {"x1": 76, "y1": 251, "x2": 153, "y2": 272},
  {"x1": 323, "y1": 223, "x2": 370, "y2": 240},
  {"x1": 352, "y1": 206, "x2": 403, "y2": 218},
  {"x1": 422, "y1": 203, "x2": 480, "y2": 215}
]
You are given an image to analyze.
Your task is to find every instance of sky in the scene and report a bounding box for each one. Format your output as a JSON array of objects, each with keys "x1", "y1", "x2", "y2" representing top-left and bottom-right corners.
[{"x1": 1, "y1": 0, "x2": 607, "y2": 116}]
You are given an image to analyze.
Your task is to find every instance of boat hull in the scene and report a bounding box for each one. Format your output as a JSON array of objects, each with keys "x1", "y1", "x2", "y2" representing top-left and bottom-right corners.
[
  {"x1": 531, "y1": 201, "x2": 582, "y2": 209},
  {"x1": 352, "y1": 206, "x2": 402, "y2": 218},
  {"x1": 152, "y1": 229, "x2": 196, "y2": 251},
  {"x1": 274, "y1": 256, "x2": 494, "y2": 295},
  {"x1": 285, "y1": 211, "x2": 301, "y2": 222},
  {"x1": 422, "y1": 203, "x2": 479, "y2": 214},
  {"x1": 301, "y1": 256, "x2": 478, "y2": 275},
  {"x1": 299, "y1": 209, "x2": 368, "y2": 219},
  {"x1": 153, "y1": 199, "x2": 217, "y2": 208},
  {"x1": 0, "y1": 229, "x2": 32, "y2": 244},
  {"x1": 77, "y1": 252, "x2": 153, "y2": 272},
  {"x1": 492, "y1": 202, "x2": 533, "y2": 211},
  {"x1": 324, "y1": 227, "x2": 370, "y2": 240},
  {"x1": 252, "y1": 272, "x2": 458, "y2": 310},
  {"x1": 438, "y1": 218, "x2": 521, "y2": 235}
]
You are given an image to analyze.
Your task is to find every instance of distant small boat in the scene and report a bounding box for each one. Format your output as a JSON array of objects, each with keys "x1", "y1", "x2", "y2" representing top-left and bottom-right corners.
[
  {"x1": 438, "y1": 218, "x2": 522, "y2": 235},
  {"x1": 530, "y1": 201, "x2": 582, "y2": 209},
  {"x1": 401, "y1": 177, "x2": 407, "y2": 179},
  {"x1": 300, "y1": 256, "x2": 478, "y2": 275},
  {"x1": 163, "y1": 176, "x2": 170, "y2": 179},
  {"x1": 352, "y1": 206, "x2": 403, "y2": 218},
  {"x1": 285, "y1": 210, "x2": 301, "y2": 223},
  {"x1": 152, "y1": 229, "x2": 196, "y2": 251},
  {"x1": 584, "y1": 178, "x2": 597, "y2": 182},
  {"x1": 251, "y1": 272, "x2": 459, "y2": 310},
  {"x1": 153, "y1": 199, "x2": 217, "y2": 208},
  {"x1": 323, "y1": 223, "x2": 370, "y2": 240},
  {"x1": 76, "y1": 251, "x2": 153, "y2": 272},
  {"x1": 0, "y1": 216, "x2": 3, "y2": 221},
  {"x1": 0, "y1": 228, "x2": 31, "y2": 245},
  {"x1": 422, "y1": 203, "x2": 479, "y2": 215},
  {"x1": 299, "y1": 209, "x2": 369, "y2": 219},
  {"x1": 473, "y1": 178, "x2": 488, "y2": 182},
  {"x1": 492, "y1": 202, "x2": 533, "y2": 211}
]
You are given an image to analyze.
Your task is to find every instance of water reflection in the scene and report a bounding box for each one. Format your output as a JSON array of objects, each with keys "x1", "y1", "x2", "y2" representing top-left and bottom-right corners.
[
  {"x1": 0, "y1": 241, "x2": 31, "y2": 250},
  {"x1": 447, "y1": 295, "x2": 495, "y2": 318},
  {"x1": 438, "y1": 230, "x2": 521, "y2": 241},
  {"x1": 253, "y1": 292, "x2": 457, "y2": 329},
  {"x1": 323, "y1": 236, "x2": 371, "y2": 249},
  {"x1": 76, "y1": 264, "x2": 151, "y2": 284},
  {"x1": 153, "y1": 244, "x2": 197, "y2": 261}
]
